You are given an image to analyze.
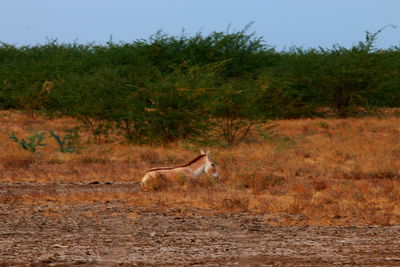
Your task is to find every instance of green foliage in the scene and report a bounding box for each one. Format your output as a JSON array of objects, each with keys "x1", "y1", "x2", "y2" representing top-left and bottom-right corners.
[
  {"x1": 0, "y1": 27, "x2": 399, "y2": 145},
  {"x1": 314, "y1": 37, "x2": 380, "y2": 117},
  {"x1": 207, "y1": 78, "x2": 266, "y2": 144},
  {"x1": 259, "y1": 49, "x2": 324, "y2": 118},
  {"x1": 9, "y1": 132, "x2": 47, "y2": 153},
  {"x1": 49, "y1": 129, "x2": 82, "y2": 153}
]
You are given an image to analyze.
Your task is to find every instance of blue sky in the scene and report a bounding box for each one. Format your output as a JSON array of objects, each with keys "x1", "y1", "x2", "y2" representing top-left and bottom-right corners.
[{"x1": 1, "y1": 0, "x2": 399, "y2": 50}]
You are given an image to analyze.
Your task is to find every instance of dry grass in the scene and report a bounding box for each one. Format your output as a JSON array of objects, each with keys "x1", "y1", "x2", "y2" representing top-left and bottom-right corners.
[{"x1": 0, "y1": 110, "x2": 399, "y2": 225}]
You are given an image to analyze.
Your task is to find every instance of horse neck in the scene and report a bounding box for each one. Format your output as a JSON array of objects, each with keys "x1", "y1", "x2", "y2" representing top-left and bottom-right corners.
[{"x1": 186, "y1": 157, "x2": 207, "y2": 176}]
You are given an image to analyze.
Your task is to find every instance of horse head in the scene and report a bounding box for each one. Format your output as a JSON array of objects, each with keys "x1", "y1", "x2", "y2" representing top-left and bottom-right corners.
[{"x1": 200, "y1": 150, "x2": 219, "y2": 178}]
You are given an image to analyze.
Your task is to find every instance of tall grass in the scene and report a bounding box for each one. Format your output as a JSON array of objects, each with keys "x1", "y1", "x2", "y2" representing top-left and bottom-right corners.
[{"x1": 0, "y1": 111, "x2": 399, "y2": 225}]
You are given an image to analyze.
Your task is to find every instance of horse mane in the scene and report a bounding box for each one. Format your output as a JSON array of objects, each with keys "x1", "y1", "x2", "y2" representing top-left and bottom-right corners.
[
  {"x1": 146, "y1": 154, "x2": 206, "y2": 172},
  {"x1": 178, "y1": 154, "x2": 206, "y2": 168}
]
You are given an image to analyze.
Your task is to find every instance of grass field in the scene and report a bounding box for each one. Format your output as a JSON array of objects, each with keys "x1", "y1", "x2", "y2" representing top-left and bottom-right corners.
[{"x1": 1, "y1": 110, "x2": 399, "y2": 226}]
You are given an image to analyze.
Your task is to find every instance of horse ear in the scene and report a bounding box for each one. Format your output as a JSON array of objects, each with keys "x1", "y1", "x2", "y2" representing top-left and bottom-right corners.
[
  {"x1": 200, "y1": 149, "x2": 206, "y2": 155},
  {"x1": 206, "y1": 151, "x2": 211, "y2": 157}
]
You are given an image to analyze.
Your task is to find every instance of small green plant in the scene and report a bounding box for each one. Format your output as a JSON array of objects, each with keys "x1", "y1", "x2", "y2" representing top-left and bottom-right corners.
[
  {"x1": 49, "y1": 129, "x2": 82, "y2": 153},
  {"x1": 9, "y1": 132, "x2": 47, "y2": 153},
  {"x1": 256, "y1": 124, "x2": 277, "y2": 141}
]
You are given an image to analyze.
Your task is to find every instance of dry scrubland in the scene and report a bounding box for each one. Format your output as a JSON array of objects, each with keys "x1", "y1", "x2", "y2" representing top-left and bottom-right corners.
[{"x1": 0, "y1": 110, "x2": 399, "y2": 226}]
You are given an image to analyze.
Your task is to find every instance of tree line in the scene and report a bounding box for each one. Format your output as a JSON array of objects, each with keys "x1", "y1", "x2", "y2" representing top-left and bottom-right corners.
[{"x1": 0, "y1": 29, "x2": 399, "y2": 144}]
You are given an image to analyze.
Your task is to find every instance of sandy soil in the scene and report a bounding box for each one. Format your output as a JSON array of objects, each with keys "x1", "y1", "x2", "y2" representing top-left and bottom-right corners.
[{"x1": 1, "y1": 183, "x2": 399, "y2": 266}]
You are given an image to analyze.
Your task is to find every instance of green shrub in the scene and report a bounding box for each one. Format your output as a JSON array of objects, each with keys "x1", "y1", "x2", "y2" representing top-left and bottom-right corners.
[
  {"x1": 9, "y1": 132, "x2": 47, "y2": 153},
  {"x1": 49, "y1": 129, "x2": 82, "y2": 153}
]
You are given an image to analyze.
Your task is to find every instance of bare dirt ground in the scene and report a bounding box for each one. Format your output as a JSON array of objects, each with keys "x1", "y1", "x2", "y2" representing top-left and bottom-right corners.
[{"x1": 1, "y1": 183, "x2": 400, "y2": 267}]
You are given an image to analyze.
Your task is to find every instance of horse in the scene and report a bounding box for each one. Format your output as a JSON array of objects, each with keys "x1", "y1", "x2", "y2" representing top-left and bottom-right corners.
[{"x1": 141, "y1": 150, "x2": 219, "y2": 186}]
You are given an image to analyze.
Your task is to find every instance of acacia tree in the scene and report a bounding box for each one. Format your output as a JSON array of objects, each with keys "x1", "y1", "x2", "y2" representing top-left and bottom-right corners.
[
  {"x1": 316, "y1": 29, "x2": 392, "y2": 117},
  {"x1": 205, "y1": 78, "x2": 266, "y2": 145}
]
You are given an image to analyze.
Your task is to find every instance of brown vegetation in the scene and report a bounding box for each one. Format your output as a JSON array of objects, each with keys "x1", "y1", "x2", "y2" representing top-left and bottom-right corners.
[{"x1": 0, "y1": 110, "x2": 399, "y2": 225}]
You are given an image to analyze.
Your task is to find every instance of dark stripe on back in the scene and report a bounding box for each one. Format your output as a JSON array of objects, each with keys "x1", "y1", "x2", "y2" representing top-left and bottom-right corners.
[
  {"x1": 146, "y1": 154, "x2": 206, "y2": 173},
  {"x1": 147, "y1": 167, "x2": 175, "y2": 172}
]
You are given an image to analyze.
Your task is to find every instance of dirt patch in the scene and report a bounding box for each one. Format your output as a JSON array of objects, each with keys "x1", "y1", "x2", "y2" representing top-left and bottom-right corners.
[{"x1": 0, "y1": 183, "x2": 399, "y2": 266}]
